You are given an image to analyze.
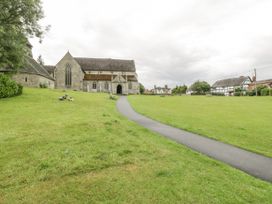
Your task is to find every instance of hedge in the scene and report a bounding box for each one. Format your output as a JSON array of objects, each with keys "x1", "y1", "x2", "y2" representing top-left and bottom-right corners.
[
  {"x1": 261, "y1": 88, "x2": 270, "y2": 96},
  {"x1": 0, "y1": 74, "x2": 23, "y2": 98}
]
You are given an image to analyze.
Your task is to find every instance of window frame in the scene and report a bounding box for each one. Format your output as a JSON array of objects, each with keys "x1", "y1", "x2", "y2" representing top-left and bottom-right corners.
[{"x1": 65, "y1": 64, "x2": 72, "y2": 88}]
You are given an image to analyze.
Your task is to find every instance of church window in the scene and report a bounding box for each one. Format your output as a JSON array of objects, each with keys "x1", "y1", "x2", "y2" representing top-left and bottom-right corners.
[
  {"x1": 65, "y1": 64, "x2": 72, "y2": 87},
  {"x1": 93, "y1": 82, "x2": 97, "y2": 89},
  {"x1": 105, "y1": 82, "x2": 109, "y2": 90},
  {"x1": 25, "y1": 77, "x2": 28, "y2": 82},
  {"x1": 129, "y1": 82, "x2": 132, "y2": 89}
]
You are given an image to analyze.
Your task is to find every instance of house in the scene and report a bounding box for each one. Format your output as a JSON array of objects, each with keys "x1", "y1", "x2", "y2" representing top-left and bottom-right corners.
[
  {"x1": 0, "y1": 42, "x2": 54, "y2": 88},
  {"x1": 211, "y1": 76, "x2": 252, "y2": 96},
  {"x1": 44, "y1": 52, "x2": 140, "y2": 95},
  {"x1": 248, "y1": 78, "x2": 272, "y2": 90},
  {"x1": 151, "y1": 85, "x2": 171, "y2": 95}
]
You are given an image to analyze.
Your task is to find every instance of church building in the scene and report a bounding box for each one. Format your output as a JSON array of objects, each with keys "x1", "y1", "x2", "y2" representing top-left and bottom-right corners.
[{"x1": 45, "y1": 52, "x2": 140, "y2": 95}]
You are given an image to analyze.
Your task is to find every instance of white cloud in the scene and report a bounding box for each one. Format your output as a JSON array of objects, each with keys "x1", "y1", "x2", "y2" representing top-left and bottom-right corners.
[{"x1": 30, "y1": 0, "x2": 272, "y2": 88}]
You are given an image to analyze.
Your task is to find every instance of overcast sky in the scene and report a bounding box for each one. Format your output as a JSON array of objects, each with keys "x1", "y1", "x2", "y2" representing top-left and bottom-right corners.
[{"x1": 30, "y1": 0, "x2": 272, "y2": 88}]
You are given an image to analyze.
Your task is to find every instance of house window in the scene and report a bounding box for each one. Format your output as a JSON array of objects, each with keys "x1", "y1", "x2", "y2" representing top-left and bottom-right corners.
[
  {"x1": 25, "y1": 77, "x2": 28, "y2": 82},
  {"x1": 65, "y1": 64, "x2": 72, "y2": 87},
  {"x1": 92, "y1": 82, "x2": 97, "y2": 89},
  {"x1": 105, "y1": 82, "x2": 109, "y2": 90},
  {"x1": 129, "y1": 82, "x2": 132, "y2": 89}
]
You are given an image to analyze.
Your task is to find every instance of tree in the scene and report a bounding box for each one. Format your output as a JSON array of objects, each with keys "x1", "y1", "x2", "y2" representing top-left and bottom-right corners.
[
  {"x1": 0, "y1": 0, "x2": 47, "y2": 70},
  {"x1": 190, "y1": 81, "x2": 210, "y2": 95},
  {"x1": 139, "y1": 83, "x2": 145, "y2": 94},
  {"x1": 172, "y1": 85, "x2": 187, "y2": 95},
  {"x1": 37, "y1": 55, "x2": 44, "y2": 66}
]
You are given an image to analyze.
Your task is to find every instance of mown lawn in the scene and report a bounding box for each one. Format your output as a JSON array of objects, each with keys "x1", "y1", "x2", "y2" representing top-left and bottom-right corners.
[
  {"x1": 0, "y1": 89, "x2": 272, "y2": 203},
  {"x1": 128, "y1": 95, "x2": 272, "y2": 158}
]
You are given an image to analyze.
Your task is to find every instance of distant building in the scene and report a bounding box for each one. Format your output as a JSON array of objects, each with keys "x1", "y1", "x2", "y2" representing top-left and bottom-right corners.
[
  {"x1": 44, "y1": 52, "x2": 139, "y2": 95},
  {"x1": 0, "y1": 42, "x2": 55, "y2": 88},
  {"x1": 248, "y1": 78, "x2": 272, "y2": 90},
  {"x1": 151, "y1": 85, "x2": 171, "y2": 95},
  {"x1": 211, "y1": 76, "x2": 252, "y2": 96},
  {"x1": 143, "y1": 89, "x2": 153, "y2": 95}
]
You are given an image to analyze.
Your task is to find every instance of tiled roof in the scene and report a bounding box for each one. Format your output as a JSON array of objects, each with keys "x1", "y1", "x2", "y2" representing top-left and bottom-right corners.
[
  {"x1": 0, "y1": 57, "x2": 54, "y2": 80},
  {"x1": 44, "y1": 65, "x2": 56, "y2": 74},
  {"x1": 74, "y1": 57, "x2": 136, "y2": 72},
  {"x1": 212, "y1": 76, "x2": 250, "y2": 88}
]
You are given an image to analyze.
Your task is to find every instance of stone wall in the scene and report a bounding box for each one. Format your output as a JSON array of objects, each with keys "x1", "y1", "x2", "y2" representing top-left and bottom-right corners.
[
  {"x1": 128, "y1": 81, "x2": 140, "y2": 94},
  {"x1": 83, "y1": 80, "x2": 139, "y2": 94},
  {"x1": 83, "y1": 80, "x2": 111, "y2": 93},
  {"x1": 12, "y1": 73, "x2": 54, "y2": 88},
  {"x1": 55, "y1": 52, "x2": 84, "y2": 90}
]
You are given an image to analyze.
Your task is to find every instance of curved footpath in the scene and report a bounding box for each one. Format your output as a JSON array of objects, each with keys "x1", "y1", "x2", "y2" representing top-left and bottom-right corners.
[{"x1": 117, "y1": 96, "x2": 272, "y2": 183}]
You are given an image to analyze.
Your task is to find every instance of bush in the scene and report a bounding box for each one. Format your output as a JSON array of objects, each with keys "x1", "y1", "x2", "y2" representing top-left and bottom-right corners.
[
  {"x1": 39, "y1": 83, "x2": 48, "y2": 88},
  {"x1": 211, "y1": 92, "x2": 225, "y2": 96},
  {"x1": 270, "y1": 89, "x2": 272, "y2": 96},
  {"x1": 246, "y1": 90, "x2": 256, "y2": 96},
  {"x1": 0, "y1": 74, "x2": 23, "y2": 98},
  {"x1": 261, "y1": 88, "x2": 269, "y2": 96},
  {"x1": 234, "y1": 92, "x2": 241, "y2": 96},
  {"x1": 191, "y1": 92, "x2": 206, "y2": 95},
  {"x1": 16, "y1": 84, "x2": 23, "y2": 96},
  {"x1": 256, "y1": 85, "x2": 267, "y2": 96}
]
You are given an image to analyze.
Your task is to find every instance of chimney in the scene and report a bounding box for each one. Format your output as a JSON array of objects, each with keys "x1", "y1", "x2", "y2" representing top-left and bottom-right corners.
[
  {"x1": 154, "y1": 85, "x2": 156, "y2": 89},
  {"x1": 165, "y1": 85, "x2": 168, "y2": 89}
]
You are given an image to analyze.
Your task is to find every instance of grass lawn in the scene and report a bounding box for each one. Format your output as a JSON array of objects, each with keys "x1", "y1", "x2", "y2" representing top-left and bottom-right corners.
[
  {"x1": 0, "y1": 88, "x2": 272, "y2": 203},
  {"x1": 128, "y1": 95, "x2": 272, "y2": 158}
]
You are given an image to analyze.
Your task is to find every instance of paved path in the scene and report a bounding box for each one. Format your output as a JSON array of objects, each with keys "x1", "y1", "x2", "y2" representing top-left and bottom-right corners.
[{"x1": 117, "y1": 96, "x2": 272, "y2": 182}]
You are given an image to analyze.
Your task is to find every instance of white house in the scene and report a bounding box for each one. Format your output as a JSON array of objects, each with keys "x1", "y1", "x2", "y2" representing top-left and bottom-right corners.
[
  {"x1": 152, "y1": 85, "x2": 172, "y2": 95},
  {"x1": 211, "y1": 76, "x2": 252, "y2": 96}
]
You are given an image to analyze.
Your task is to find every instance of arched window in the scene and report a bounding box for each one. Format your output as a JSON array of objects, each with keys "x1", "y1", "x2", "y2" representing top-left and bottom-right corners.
[
  {"x1": 92, "y1": 82, "x2": 97, "y2": 89},
  {"x1": 65, "y1": 64, "x2": 72, "y2": 88},
  {"x1": 104, "y1": 82, "x2": 109, "y2": 90},
  {"x1": 129, "y1": 82, "x2": 132, "y2": 89}
]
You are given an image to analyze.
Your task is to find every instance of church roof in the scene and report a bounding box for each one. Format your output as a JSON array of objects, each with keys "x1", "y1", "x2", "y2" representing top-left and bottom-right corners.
[
  {"x1": 74, "y1": 57, "x2": 136, "y2": 72},
  {"x1": 0, "y1": 57, "x2": 54, "y2": 81},
  {"x1": 212, "y1": 76, "x2": 251, "y2": 88},
  {"x1": 44, "y1": 65, "x2": 56, "y2": 74}
]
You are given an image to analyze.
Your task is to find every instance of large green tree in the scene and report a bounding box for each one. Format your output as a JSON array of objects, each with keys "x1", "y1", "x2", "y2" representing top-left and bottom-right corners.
[
  {"x1": 172, "y1": 85, "x2": 187, "y2": 95},
  {"x1": 0, "y1": 0, "x2": 46, "y2": 70},
  {"x1": 190, "y1": 81, "x2": 211, "y2": 95}
]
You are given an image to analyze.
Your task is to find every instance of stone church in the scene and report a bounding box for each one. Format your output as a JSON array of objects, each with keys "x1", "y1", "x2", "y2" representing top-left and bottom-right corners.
[{"x1": 45, "y1": 52, "x2": 140, "y2": 95}]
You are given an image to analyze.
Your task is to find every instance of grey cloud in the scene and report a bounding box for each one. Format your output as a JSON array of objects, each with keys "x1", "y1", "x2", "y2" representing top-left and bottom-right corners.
[{"x1": 32, "y1": 0, "x2": 272, "y2": 88}]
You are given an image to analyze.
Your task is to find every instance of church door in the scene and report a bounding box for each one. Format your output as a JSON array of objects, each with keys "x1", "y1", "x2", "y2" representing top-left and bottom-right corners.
[{"x1": 117, "y1": 84, "x2": 122, "y2": 94}]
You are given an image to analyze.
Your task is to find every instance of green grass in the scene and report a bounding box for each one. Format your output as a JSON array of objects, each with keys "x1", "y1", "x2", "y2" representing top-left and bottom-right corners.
[
  {"x1": 128, "y1": 95, "x2": 272, "y2": 158},
  {"x1": 0, "y1": 89, "x2": 272, "y2": 203}
]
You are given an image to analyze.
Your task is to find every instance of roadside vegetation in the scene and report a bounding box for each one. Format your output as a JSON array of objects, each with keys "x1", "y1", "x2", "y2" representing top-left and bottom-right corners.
[
  {"x1": 1, "y1": 88, "x2": 272, "y2": 203},
  {"x1": 0, "y1": 74, "x2": 23, "y2": 98},
  {"x1": 129, "y1": 95, "x2": 272, "y2": 157}
]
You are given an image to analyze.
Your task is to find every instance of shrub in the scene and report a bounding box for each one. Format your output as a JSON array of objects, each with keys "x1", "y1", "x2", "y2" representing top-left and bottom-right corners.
[
  {"x1": 211, "y1": 92, "x2": 225, "y2": 96},
  {"x1": 246, "y1": 90, "x2": 256, "y2": 96},
  {"x1": 0, "y1": 74, "x2": 23, "y2": 98},
  {"x1": 234, "y1": 92, "x2": 241, "y2": 96},
  {"x1": 261, "y1": 88, "x2": 269, "y2": 96},
  {"x1": 256, "y1": 85, "x2": 267, "y2": 96},
  {"x1": 191, "y1": 92, "x2": 206, "y2": 95},
  {"x1": 39, "y1": 83, "x2": 48, "y2": 88},
  {"x1": 16, "y1": 84, "x2": 23, "y2": 96},
  {"x1": 270, "y1": 89, "x2": 272, "y2": 96}
]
